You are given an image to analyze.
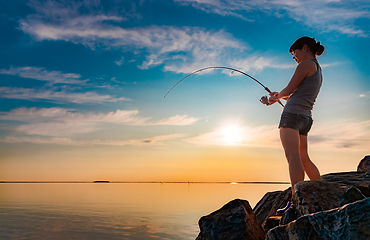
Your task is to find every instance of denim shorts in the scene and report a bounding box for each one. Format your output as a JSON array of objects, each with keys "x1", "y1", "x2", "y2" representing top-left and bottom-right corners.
[{"x1": 278, "y1": 112, "x2": 313, "y2": 136}]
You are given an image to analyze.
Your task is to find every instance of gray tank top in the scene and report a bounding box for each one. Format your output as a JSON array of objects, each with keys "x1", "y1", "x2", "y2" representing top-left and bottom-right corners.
[{"x1": 283, "y1": 59, "x2": 323, "y2": 116}]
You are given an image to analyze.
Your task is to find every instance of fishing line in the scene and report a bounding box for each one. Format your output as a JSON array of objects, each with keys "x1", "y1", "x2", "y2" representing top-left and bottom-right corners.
[{"x1": 164, "y1": 66, "x2": 284, "y2": 107}]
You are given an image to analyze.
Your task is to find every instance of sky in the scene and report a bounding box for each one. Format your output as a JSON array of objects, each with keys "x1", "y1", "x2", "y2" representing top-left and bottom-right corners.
[{"x1": 0, "y1": 0, "x2": 369, "y2": 182}]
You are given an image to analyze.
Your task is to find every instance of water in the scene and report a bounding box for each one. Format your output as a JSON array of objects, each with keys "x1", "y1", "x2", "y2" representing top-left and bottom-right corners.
[{"x1": 0, "y1": 183, "x2": 288, "y2": 240}]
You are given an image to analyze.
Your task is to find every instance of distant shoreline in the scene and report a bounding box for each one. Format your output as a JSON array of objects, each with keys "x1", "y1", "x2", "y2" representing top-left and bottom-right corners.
[{"x1": 0, "y1": 181, "x2": 290, "y2": 184}]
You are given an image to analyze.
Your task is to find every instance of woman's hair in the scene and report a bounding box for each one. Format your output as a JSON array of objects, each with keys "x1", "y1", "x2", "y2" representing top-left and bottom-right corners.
[{"x1": 289, "y1": 37, "x2": 325, "y2": 56}]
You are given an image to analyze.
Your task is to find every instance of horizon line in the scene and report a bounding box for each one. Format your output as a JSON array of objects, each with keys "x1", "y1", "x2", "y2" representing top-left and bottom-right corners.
[{"x1": 0, "y1": 180, "x2": 290, "y2": 184}]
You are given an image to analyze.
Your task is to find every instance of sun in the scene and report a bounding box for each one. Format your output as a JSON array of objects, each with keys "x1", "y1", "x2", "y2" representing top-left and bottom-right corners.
[{"x1": 220, "y1": 125, "x2": 243, "y2": 146}]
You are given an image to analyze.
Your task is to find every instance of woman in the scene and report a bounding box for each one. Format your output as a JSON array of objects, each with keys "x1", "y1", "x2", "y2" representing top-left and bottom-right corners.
[{"x1": 268, "y1": 36, "x2": 325, "y2": 215}]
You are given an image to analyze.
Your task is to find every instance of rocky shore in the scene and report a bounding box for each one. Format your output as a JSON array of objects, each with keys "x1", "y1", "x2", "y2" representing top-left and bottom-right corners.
[{"x1": 196, "y1": 155, "x2": 370, "y2": 240}]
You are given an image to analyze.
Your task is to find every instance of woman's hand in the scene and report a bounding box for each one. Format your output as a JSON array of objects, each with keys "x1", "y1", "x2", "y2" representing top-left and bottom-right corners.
[{"x1": 268, "y1": 92, "x2": 279, "y2": 105}]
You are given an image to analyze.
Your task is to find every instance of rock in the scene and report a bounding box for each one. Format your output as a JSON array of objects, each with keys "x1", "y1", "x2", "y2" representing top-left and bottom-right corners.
[
  {"x1": 358, "y1": 155, "x2": 370, "y2": 172},
  {"x1": 267, "y1": 177, "x2": 367, "y2": 231},
  {"x1": 292, "y1": 180, "x2": 365, "y2": 218},
  {"x1": 321, "y1": 171, "x2": 370, "y2": 197},
  {"x1": 266, "y1": 197, "x2": 370, "y2": 240},
  {"x1": 253, "y1": 188, "x2": 291, "y2": 232},
  {"x1": 322, "y1": 171, "x2": 370, "y2": 185},
  {"x1": 196, "y1": 156, "x2": 370, "y2": 239},
  {"x1": 196, "y1": 199, "x2": 265, "y2": 240}
]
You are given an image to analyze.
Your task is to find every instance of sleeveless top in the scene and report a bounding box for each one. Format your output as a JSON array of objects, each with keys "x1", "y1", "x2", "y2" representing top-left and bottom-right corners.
[{"x1": 283, "y1": 59, "x2": 323, "y2": 117}]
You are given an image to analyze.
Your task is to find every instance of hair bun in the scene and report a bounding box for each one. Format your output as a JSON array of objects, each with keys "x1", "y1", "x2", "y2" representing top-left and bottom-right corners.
[{"x1": 315, "y1": 41, "x2": 325, "y2": 56}]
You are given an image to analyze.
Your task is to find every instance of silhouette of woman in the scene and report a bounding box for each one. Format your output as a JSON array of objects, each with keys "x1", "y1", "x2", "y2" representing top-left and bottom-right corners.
[{"x1": 268, "y1": 37, "x2": 325, "y2": 215}]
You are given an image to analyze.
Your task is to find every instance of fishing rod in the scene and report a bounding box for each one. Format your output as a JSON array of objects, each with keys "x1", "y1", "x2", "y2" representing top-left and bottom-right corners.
[{"x1": 164, "y1": 66, "x2": 284, "y2": 107}]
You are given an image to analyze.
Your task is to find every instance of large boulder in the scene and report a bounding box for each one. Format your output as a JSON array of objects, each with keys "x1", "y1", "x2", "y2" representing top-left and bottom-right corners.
[
  {"x1": 253, "y1": 188, "x2": 291, "y2": 232},
  {"x1": 358, "y1": 155, "x2": 370, "y2": 172},
  {"x1": 293, "y1": 180, "x2": 365, "y2": 216},
  {"x1": 196, "y1": 199, "x2": 265, "y2": 240},
  {"x1": 278, "y1": 179, "x2": 365, "y2": 225},
  {"x1": 266, "y1": 197, "x2": 370, "y2": 240},
  {"x1": 321, "y1": 171, "x2": 370, "y2": 186},
  {"x1": 322, "y1": 171, "x2": 370, "y2": 197}
]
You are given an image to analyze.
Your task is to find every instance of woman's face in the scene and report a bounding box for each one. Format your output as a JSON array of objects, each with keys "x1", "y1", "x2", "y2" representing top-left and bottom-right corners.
[{"x1": 291, "y1": 48, "x2": 304, "y2": 64}]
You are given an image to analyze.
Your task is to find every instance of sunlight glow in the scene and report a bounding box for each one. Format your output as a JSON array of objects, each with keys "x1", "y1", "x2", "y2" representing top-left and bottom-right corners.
[{"x1": 220, "y1": 125, "x2": 243, "y2": 146}]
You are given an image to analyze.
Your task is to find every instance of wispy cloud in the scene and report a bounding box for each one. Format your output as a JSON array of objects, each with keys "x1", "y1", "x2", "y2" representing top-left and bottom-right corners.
[
  {"x1": 0, "y1": 66, "x2": 87, "y2": 84},
  {"x1": 230, "y1": 56, "x2": 295, "y2": 73},
  {"x1": 18, "y1": 0, "x2": 295, "y2": 73},
  {"x1": 1, "y1": 133, "x2": 186, "y2": 146},
  {"x1": 0, "y1": 107, "x2": 200, "y2": 137},
  {"x1": 0, "y1": 108, "x2": 143, "y2": 136},
  {"x1": 0, "y1": 87, "x2": 129, "y2": 103},
  {"x1": 20, "y1": 16, "x2": 248, "y2": 72},
  {"x1": 359, "y1": 91, "x2": 370, "y2": 98},
  {"x1": 150, "y1": 115, "x2": 200, "y2": 125},
  {"x1": 115, "y1": 57, "x2": 125, "y2": 66},
  {"x1": 1, "y1": 136, "x2": 83, "y2": 146},
  {"x1": 175, "y1": 0, "x2": 370, "y2": 37},
  {"x1": 0, "y1": 65, "x2": 130, "y2": 103},
  {"x1": 309, "y1": 119, "x2": 370, "y2": 150},
  {"x1": 188, "y1": 124, "x2": 281, "y2": 147},
  {"x1": 187, "y1": 119, "x2": 370, "y2": 151}
]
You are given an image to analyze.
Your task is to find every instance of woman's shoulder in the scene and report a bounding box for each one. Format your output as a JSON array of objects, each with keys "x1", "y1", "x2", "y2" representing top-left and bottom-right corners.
[
  {"x1": 298, "y1": 59, "x2": 317, "y2": 66},
  {"x1": 297, "y1": 59, "x2": 317, "y2": 76}
]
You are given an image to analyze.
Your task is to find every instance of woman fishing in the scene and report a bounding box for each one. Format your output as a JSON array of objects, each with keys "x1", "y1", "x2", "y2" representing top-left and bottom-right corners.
[{"x1": 268, "y1": 36, "x2": 325, "y2": 215}]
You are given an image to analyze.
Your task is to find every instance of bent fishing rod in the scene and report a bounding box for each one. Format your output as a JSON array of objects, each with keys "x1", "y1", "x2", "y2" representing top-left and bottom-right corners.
[{"x1": 164, "y1": 66, "x2": 284, "y2": 107}]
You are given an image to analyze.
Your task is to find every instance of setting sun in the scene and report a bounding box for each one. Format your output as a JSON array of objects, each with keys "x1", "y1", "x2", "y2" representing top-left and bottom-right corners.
[{"x1": 220, "y1": 125, "x2": 244, "y2": 146}]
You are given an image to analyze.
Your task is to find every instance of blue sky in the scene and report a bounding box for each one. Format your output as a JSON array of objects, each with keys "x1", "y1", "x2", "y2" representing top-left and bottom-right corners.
[{"x1": 0, "y1": 0, "x2": 369, "y2": 181}]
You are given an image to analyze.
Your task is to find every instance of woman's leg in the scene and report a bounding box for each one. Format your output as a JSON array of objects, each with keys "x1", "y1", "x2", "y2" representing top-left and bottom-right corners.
[
  {"x1": 280, "y1": 128, "x2": 305, "y2": 189},
  {"x1": 299, "y1": 134, "x2": 321, "y2": 180}
]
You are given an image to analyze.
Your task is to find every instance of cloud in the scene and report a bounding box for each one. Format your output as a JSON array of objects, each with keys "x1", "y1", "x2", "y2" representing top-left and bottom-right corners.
[
  {"x1": 18, "y1": 0, "x2": 353, "y2": 76},
  {"x1": 230, "y1": 56, "x2": 295, "y2": 73},
  {"x1": 20, "y1": 14, "x2": 248, "y2": 72},
  {"x1": 359, "y1": 91, "x2": 370, "y2": 98},
  {"x1": 1, "y1": 136, "x2": 83, "y2": 146},
  {"x1": 309, "y1": 119, "x2": 370, "y2": 150},
  {"x1": 150, "y1": 114, "x2": 200, "y2": 125},
  {"x1": 175, "y1": 0, "x2": 370, "y2": 37},
  {"x1": 115, "y1": 57, "x2": 125, "y2": 66},
  {"x1": 187, "y1": 119, "x2": 370, "y2": 151},
  {"x1": 0, "y1": 133, "x2": 186, "y2": 146},
  {"x1": 0, "y1": 66, "x2": 131, "y2": 103},
  {"x1": 0, "y1": 108, "x2": 144, "y2": 136},
  {"x1": 125, "y1": 133, "x2": 186, "y2": 145},
  {"x1": 188, "y1": 124, "x2": 281, "y2": 147},
  {"x1": 18, "y1": 0, "x2": 291, "y2": 73},
  {"x1": 0, "y1": 107, "x2": 200, "y2": 137},
  {"x1": 0, "y1": 66, "x2": 87, "y2": 84},
  {"x1": 0, "y1": 87, "x2": 129, "y2": 103}
]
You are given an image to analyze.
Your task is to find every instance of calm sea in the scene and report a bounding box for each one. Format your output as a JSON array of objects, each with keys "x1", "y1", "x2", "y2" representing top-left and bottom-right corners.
[{"x1": 0, "y1": 183, "x2": 288, "y2": 240}]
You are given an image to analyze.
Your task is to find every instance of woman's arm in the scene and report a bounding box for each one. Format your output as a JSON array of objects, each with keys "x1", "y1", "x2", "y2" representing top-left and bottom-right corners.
[{"x1": 269, "y1": 60, "x2": 315, "y2": 104}]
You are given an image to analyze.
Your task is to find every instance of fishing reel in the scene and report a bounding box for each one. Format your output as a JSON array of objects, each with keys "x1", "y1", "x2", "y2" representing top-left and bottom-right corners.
[
  {"x1": 260, "y1": 95, "x2": 285, "y2": 107},
  {"x1": 260, "y1": 96, "x2": 270, "y2": 106}
]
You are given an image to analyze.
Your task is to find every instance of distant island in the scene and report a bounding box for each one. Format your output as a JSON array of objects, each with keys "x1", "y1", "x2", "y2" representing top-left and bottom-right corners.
[{"x1": 93, "y1": 180, "x2": 110, "y2": 183}]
